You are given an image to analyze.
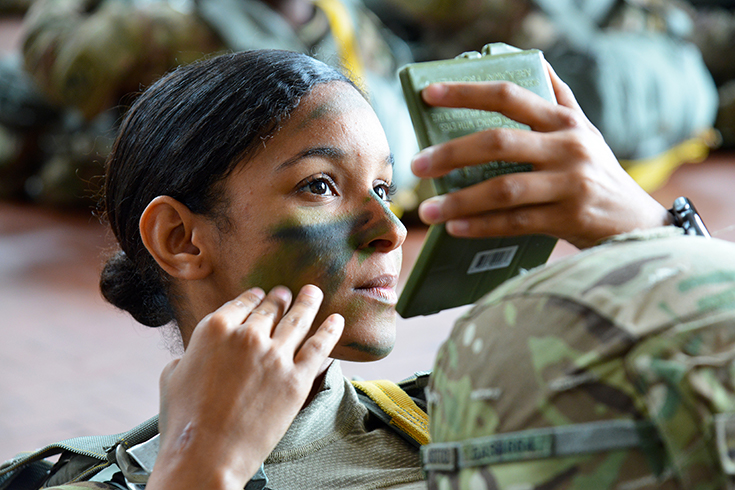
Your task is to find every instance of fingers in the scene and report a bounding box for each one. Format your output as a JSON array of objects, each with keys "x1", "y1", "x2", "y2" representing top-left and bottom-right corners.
[
  {"x1": 271, "y1": 285, "x2": 344, "y2": 370},
  {"x1": 411, "y1": 126, "x2": 553, "y2": 179},
  {"x1": 420, "y1": 80, "x2": 580, "y2": 133},
  {"x1": 272, "y1": 285, "x2": 323, "y2": 348},
  {"x1": 245, "y1": 286, "x2": 291, "y2": 334},
  {"x1": 293, "y1": 313, "x2": 344, "y2": 370},
  {"x1": 418, "y1": 170, "x2": 572, "y2": 226},
  {"x1": 443, "y1": 203, "x2": 568, "y2": 239},
  {"x1": 207, "y1": 284, "x2": 341, "y2": 364},
  {"x1": 205, "y1": 287, "x2": 267, "y2": 329}
]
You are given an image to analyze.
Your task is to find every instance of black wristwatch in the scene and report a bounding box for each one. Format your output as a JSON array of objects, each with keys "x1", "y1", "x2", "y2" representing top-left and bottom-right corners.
[{"x1": 669, "y1": 197, "x2": 710, "y2": 238}]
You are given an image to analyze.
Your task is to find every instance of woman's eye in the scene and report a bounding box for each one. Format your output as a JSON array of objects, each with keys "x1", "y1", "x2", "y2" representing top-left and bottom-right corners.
[
  {"x1": 309, "y1": 179, "x2": 330, "y2": 195},
  {"x1": 299, "y1": 175, "x2": 337, "y2": 197},
  {"x1": 374, "y1": 182, "x2": 396, "y2": 202}
]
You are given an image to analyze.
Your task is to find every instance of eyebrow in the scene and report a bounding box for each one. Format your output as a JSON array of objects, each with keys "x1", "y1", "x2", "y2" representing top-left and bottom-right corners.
[{"x1": 275, "y1": 147, "x2": 395, "y2": 172}]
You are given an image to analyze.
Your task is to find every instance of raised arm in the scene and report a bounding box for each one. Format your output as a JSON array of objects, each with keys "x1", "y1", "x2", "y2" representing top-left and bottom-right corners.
[
  {"x1": 148, "y1": 285, "x2": 343, "y2": 490},
  {"x1": 411, "y1": 62, "x2": 672, "y2": 249}
]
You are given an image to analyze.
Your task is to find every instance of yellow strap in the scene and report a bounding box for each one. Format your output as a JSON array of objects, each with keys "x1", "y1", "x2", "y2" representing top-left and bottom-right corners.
[
  {"x1": 352, "y1": 379, "x2": 430, "y2": 446},
  {"x1": 314, "y1": 0, "x2": 365, "y2": 90},
  {"x1": 619, "y1": 129, "x2": 719, "y2": 192}
]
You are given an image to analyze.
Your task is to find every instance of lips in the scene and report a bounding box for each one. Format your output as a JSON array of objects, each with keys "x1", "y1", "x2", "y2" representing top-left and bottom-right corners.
[{"x1": 354, "y1": 274, "x2": 398, "y2": 304}]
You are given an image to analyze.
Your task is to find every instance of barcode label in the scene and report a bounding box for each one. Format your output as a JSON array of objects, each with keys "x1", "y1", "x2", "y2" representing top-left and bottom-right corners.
[{"x1": 467, "y1": 246, "x2": 518, "y2": 274}]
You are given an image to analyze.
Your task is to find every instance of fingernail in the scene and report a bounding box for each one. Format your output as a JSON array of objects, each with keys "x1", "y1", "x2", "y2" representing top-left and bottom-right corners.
[
  {"x1": 411, "y1": 147, "x2": 434, "y2": 175},
  {"x1": 301, "y1": 284, "x2": 323, "y2": 299},
  {"x1": 250, "y1": 287, "x2": 265, "y2": 300},
  {"x1": 446, "y1": 220, "x2": 469, "y2": 235},
  {"x1": 272, "y1": 285, "x2": 292, "y2": 301},
  {"x1": 418, "y1": 196, "x2": 444, "y2": 223},
  {"x1": 422, "y1": 83, "x2": 448, "y2": 103},
  {"x1": 327, "y1": 314, "x2": 345, "y2": 333}
]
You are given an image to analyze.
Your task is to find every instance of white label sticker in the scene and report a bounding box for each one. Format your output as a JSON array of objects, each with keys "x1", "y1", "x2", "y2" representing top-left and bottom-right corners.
[{"x1": 467, "y1": 246, "x2": 518, "y2": 274}]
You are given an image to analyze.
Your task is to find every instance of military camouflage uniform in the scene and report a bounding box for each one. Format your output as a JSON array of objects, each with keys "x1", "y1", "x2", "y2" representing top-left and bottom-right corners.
[
  {"x1": 426, "y1": 227, "x2": 735, "y2": 489},
  {"x1": 6, "y1": 0, "x2": 417, "y2": 207}
]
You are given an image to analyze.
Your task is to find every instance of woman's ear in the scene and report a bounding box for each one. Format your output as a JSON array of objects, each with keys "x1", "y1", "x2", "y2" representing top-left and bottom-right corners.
[{"x1": 139, "y1": 196, "x2": 213, "y2": 280}]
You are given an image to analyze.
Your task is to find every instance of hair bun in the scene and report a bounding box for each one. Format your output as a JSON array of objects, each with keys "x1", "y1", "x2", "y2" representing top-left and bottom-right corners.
[{"x1": 100, "y1": 251, "x2": 174, "y2": 327}]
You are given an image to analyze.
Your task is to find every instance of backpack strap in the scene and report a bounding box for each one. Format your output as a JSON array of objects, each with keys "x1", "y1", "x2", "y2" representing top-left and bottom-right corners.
[
  {"x1": 0, "y1": 416, "x2": 158, "y2": 490},
  {"x1": 421, "y1": 419, "x2": 667, "y2": 473},
  {"x1": 352, "y1": 376, "x2": 430, "y2": 448}
]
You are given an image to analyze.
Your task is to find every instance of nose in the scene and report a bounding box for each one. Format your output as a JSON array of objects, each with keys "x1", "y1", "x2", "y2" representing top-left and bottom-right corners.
[{"x1": 357, "y1": 192, "x2": 407, "y2": 253}]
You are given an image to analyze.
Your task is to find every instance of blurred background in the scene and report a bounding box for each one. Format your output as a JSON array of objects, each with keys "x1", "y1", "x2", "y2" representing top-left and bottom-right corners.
[{"x1": 1, "y1": 0, "x2": 735, "y2": 461}]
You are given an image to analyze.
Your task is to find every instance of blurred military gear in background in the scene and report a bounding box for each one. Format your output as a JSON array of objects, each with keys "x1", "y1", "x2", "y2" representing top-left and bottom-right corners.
[
  {"x1": 367, "y1": 0, "x2": 730, "y2": 191},
  {"x1": 426, "y1": 227, "x2": 735, "y2": 489},
  {"x1": 1, "y1": 0, "x2": 418, "y2": 208},
  {"x1": 0, "y1": 0, "x2": 33, "y2": 14}
]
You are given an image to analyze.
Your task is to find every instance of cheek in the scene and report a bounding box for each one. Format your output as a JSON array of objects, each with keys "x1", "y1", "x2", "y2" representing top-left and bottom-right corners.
[{"x1": 241, "y1": 217, "x2": 356, "y2": 296}]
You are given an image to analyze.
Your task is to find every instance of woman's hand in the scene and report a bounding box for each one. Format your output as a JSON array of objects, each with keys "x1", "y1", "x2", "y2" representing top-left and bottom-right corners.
[
  {"x1": 148, "y1": 285, "x2": 344, "y2": 490},
  {"x1": 411, "y1": 63, "x2": 671, "y2": 249}
]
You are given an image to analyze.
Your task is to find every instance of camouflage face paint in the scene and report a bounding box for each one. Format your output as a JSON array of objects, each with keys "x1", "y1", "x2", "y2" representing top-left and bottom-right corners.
[
  {"x1": 243, "y1": 211, "x2": 357, "y2": 296},
  {"x1": 298, "y1": 99, "x2": 343, "y2": 130},
  {"x1": 242, "y1": 190, "x2": 401, "y2": 299},
  {"x1": 343, "y1": 340, "x2": 393, "y2": 358}
]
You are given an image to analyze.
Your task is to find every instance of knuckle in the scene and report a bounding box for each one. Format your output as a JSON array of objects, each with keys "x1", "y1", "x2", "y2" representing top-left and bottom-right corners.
[
  {"x1": 281, "y1": 314, "x2": 304, "y2": 330},
  {"x1": 236, "y1": 325, "x2": 266, "y2": 349},
  {"x1": 281, "y1": 373, "x2": 303, "y2": 392},
  {"x1": 266, "y1": 348, "x2": 289, "y2": 370},
  {"x1": 493, "y1": 176, "x2": 525, "y2": 206},
  {"x1": 557, "y1": 109, "x2": 583, "y2": 129},
  {"x1": 506, "y1": 208, "x2": 532, "y2": 231},
  {"x1": 569, "y1": 165, "x2": 598, "y2": 196},
  {"x1": 478, "y1": 128, "x2": 509, "y2": 153},
  {"x1": 495, "y1": 81, "x2": 519, "y2": 102},
  {"x1": 562, "y1": 135, "x2": 592, "y2": 162},
  {"x1": 200, "y1": 313, "x2": 229, "y2": 336},
  {"x1": 304, "y1": 337, "x2": 328, "y2": 356}
]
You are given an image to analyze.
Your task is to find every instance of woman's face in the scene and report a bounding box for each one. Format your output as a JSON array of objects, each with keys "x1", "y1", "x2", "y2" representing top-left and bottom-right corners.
[{"x1": 209, "y1": 81, "x2": 406, "y2": 362}]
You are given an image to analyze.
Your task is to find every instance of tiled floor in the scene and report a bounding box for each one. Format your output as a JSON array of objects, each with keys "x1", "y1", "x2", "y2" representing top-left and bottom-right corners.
[{"x1": 2, "y1": 13, "x2": 735, "y2": 463}]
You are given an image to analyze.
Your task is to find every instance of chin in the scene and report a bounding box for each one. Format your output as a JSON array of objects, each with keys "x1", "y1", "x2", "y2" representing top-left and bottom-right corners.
[{"x1": 332, "y1": 317, "x2": 396, "y2": 362}]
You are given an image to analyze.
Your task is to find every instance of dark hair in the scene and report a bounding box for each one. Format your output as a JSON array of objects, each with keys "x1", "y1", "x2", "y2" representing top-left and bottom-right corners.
[{"x1": 99, "y1": 50, "x2": 355, "y2": 327}]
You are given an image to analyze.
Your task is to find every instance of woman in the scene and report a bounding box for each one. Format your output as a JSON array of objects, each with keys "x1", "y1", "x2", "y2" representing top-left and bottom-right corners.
[{"x1": 70, "y1": 49, "x2": 669, "y2": 489}]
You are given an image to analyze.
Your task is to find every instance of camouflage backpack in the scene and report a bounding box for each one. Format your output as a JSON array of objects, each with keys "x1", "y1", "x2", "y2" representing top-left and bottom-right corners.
[{"x1": 424, "y1": 228, "x2": 735, "y2": 489}]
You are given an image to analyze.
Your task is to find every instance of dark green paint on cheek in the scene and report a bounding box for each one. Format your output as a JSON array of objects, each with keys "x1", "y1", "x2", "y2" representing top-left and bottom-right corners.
[
  {"x1": 243, "y1": 213, "x2": 356, "y2": 296},
  {"x1": 241, "y1": 190, "x2": 403, "y2": 312}
]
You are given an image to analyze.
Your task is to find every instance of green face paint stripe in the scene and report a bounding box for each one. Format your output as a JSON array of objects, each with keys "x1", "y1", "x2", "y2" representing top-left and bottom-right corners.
[
  {"x1": 368, "y1": 188, "x2": 403, "y2": 228},
  {"x1": 242, "y1": 215, "x2": 348, "y2": 296},
  {"x1": 244, "y1": 200, "x2": 399, "y2": 297},
  {"x1": 297, "y1": 101, "x2": 340, "y2": 129}
]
